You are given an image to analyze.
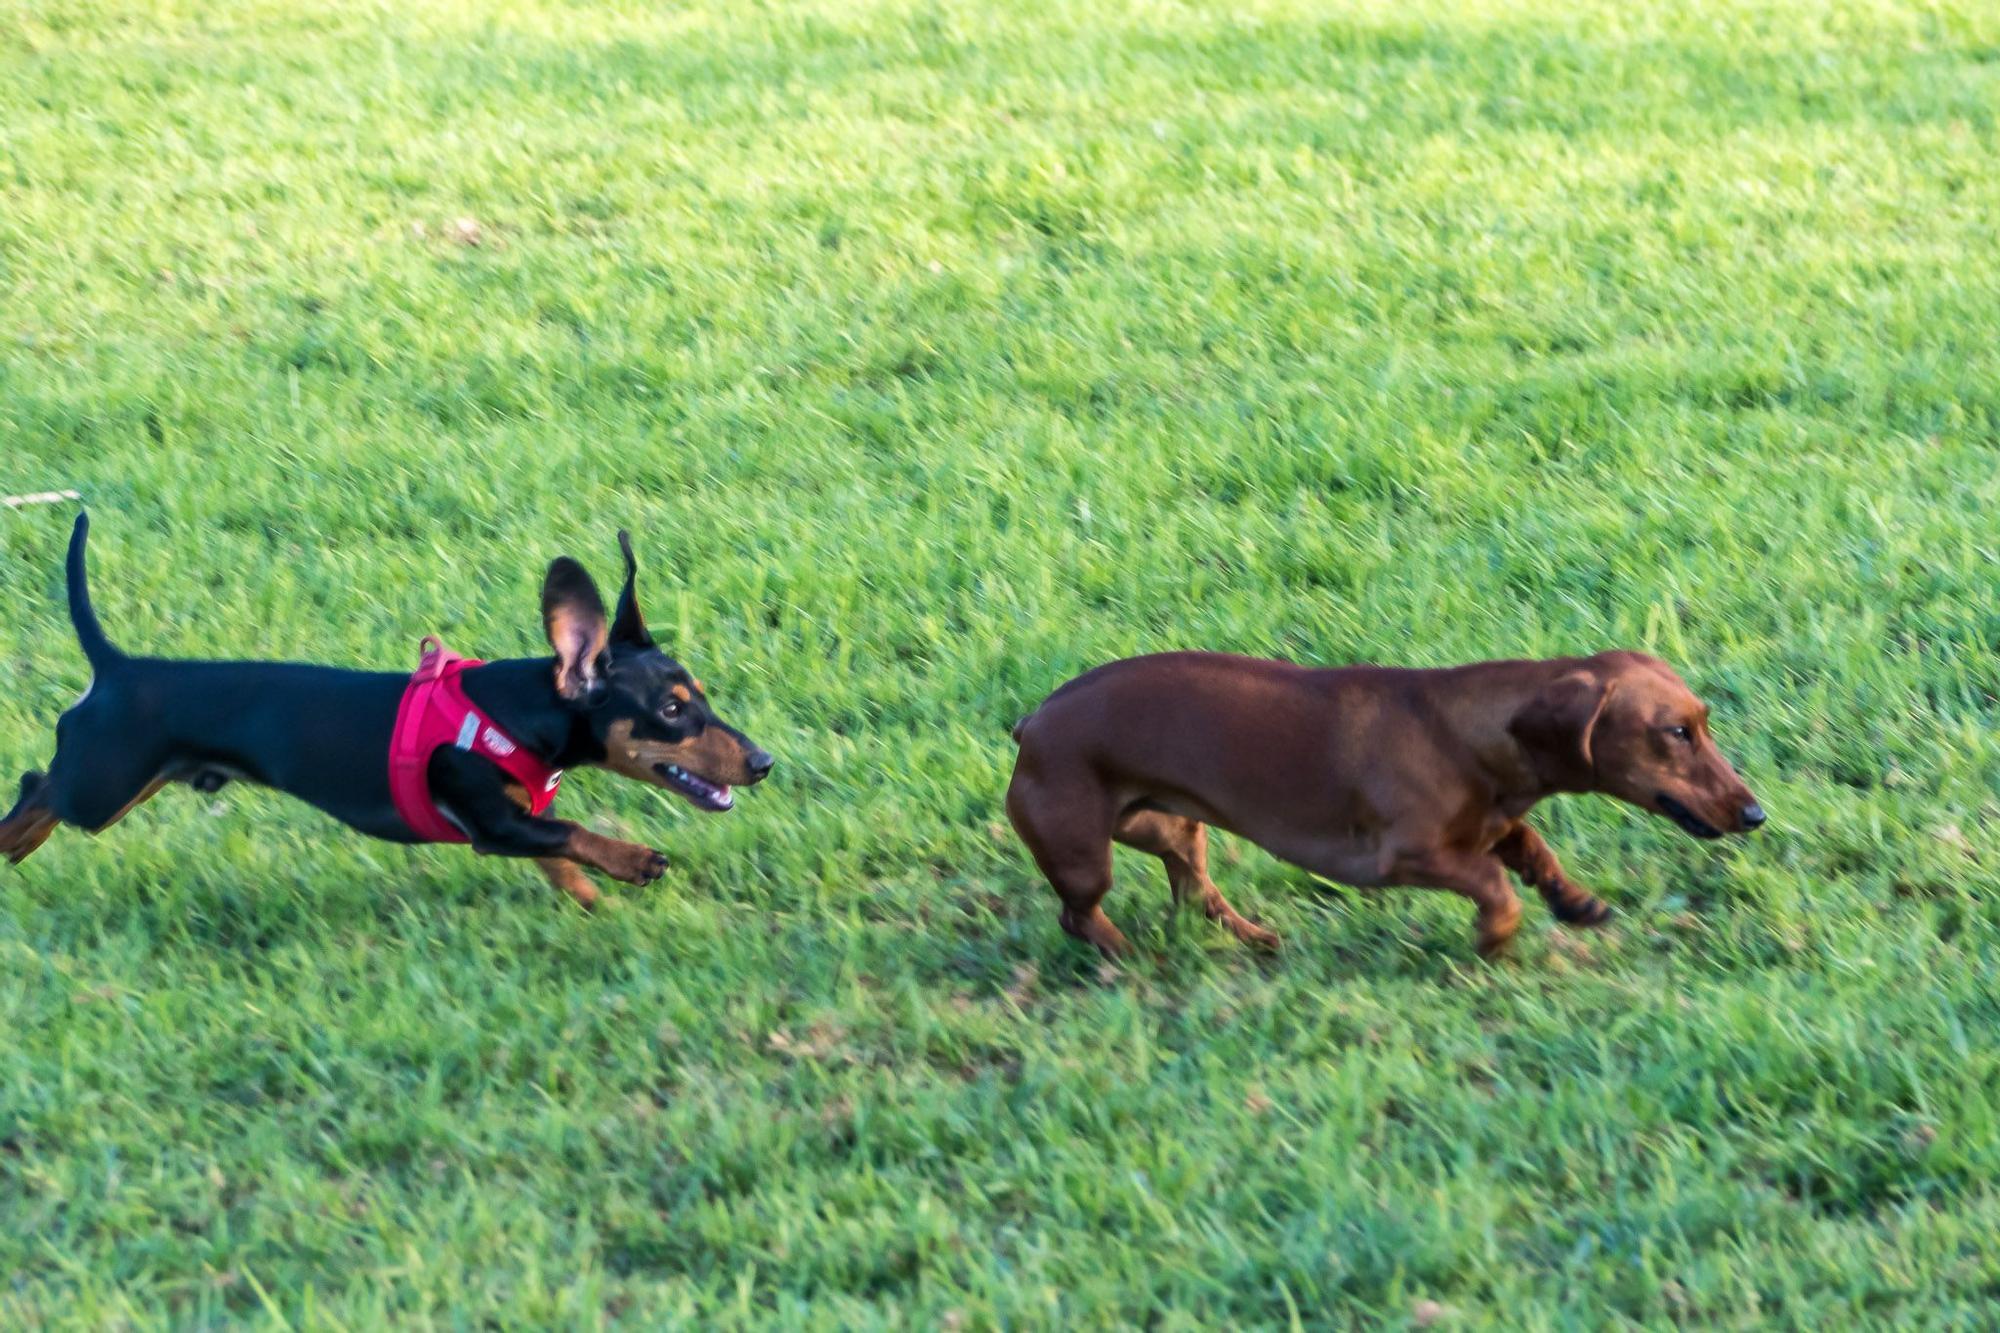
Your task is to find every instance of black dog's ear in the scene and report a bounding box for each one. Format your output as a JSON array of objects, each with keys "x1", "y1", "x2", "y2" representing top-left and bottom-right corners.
[
  {"x1": 541, "y1": 557, "x2": 610, "y2": 704},
  {"x1": 610, "y1": 529, "x2": 653, "y2": 647},
  {"x1": 1509, "y1": 670, "x2": 1614, "y2": 789}
]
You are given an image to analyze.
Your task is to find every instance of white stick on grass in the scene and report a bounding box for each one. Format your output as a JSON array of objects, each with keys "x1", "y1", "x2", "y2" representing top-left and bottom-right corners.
[{"x1": 0, "y1": 490, "x2": 82, "y2": 509}]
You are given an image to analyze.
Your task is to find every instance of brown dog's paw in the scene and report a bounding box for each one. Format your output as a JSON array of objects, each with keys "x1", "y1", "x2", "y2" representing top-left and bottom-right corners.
[
  {"x1": 1062, "y1": 906, "x2": 1132, "y2": 959},
  {"x1": 1554, "y1": 896, "x2": 1614, "y2": 927},
  {"x1": 1233, "y1": 919, "x2": 1282, "y2": 952}
]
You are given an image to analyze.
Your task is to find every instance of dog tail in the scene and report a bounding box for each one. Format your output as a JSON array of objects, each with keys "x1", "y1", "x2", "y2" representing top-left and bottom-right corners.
[{"x1": 66, "y1": 512, "x2": 123, "y2": 670}]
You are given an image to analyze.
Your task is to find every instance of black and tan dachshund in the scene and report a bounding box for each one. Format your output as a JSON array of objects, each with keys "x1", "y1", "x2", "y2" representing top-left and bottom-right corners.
[{"x1": 1, "y1": 515, "x2": 772, "y2": 907}]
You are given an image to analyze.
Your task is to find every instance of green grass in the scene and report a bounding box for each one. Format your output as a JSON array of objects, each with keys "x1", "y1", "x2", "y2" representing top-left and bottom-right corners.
[{"x1": 4, "y1": 0, "x2": 1999, "y2": 1324}]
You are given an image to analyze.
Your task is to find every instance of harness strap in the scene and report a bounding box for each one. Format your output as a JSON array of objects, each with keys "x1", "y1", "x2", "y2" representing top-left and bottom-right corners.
[{"x1": 388, "y1": 637, "x2": 564, "y2": 844}]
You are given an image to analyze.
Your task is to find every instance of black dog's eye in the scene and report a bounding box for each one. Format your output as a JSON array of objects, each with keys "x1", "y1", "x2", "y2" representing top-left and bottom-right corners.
[
  {"x1": 663, "y1": 698, "x2": 684, "y2": 720},
  {"x1": 1667, "y1": 725, "x2": 1693, "y2": 743}
]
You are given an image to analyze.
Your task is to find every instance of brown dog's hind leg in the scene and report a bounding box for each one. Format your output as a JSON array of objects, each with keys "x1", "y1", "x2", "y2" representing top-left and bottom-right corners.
[
  {"x1": 1493, "y1": 822, "x2": 1611, "y2": 926},
  {"x1": 1005, "y1": 769, "x2": 1129, "y2": 958},
  {"x1": 1399, "y1": 850, "x2": 1524, "y2": 958},
  {"x1": 0, "y1": 773, "x2": 60, "y2": 864},
  {"x1": 1114, "y1": 810, "x2": 1278, "y2": 951}
]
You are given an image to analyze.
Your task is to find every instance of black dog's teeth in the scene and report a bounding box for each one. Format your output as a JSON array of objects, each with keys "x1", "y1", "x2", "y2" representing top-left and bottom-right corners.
[{"x1": 655, "y1": 762, "x2": 733, "y2": 810}]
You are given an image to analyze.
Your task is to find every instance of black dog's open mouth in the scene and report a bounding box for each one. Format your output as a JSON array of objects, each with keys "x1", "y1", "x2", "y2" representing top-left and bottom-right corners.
[
  {"x1": 656, "y1": 763, "x2": 734, "y2": 812},
  {"x1": 1658, "y1": 793, "x2": 1723, "y2": 839}
]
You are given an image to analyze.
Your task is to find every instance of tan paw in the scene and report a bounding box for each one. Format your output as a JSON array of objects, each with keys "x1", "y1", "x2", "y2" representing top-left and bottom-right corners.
[{"x1": 603, "y1": 843, "x2": 668, "y2": 886}]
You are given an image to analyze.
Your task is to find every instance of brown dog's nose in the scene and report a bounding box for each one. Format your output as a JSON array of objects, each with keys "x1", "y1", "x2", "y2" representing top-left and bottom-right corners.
[
  {"x1": 745, "y1": 749, "x2": 775, "y2": 781},
  {"x1": 1741, "y1": 803, "x2": 1766, "y2": 830}
]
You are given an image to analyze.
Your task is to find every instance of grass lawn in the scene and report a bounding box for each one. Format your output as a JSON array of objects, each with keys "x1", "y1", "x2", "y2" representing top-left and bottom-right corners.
[{"x1": 4, "y1": 0, "x2": 1999, "y2": 1324}]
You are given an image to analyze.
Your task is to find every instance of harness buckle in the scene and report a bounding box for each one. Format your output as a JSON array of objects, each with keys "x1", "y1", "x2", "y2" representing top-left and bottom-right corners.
[{"x1": 416, "y1": 634, "x2": 451, "y2": 682}]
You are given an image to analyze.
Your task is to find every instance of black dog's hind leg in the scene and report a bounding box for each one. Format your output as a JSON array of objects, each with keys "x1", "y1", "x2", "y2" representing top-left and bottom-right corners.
[
  {"x1": 5, "y1": 713, "x2": 169, "y2": 864},
  {"x1": 427, "y1": 748, "x2": 667, "y2": 906},
  {"x1": 11, "y1": 758, "x2": 197, "y2": 862},
  {"x1": 39, "y1": 703, "x2": 170, "y2": 835},
  {"x1": 0, "y1": 772, "x2": 60, "y2": 864}
]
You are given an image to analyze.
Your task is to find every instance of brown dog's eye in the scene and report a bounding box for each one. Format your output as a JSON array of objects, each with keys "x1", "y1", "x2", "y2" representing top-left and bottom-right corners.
[{"x1": 1667, "y1": 725, "x2": 1693, "y2": 743}]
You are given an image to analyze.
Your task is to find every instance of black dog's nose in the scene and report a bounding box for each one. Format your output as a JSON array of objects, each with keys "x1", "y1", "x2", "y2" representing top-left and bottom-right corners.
[
  {"x1": 745, "y1": 749, "x2": 775, "y2": 781},
  {"x1": 1741, "y1": 803, "x2": 1767, "y2": 830}
]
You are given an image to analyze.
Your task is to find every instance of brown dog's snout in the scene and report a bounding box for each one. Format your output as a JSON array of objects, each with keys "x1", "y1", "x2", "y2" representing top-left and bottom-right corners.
[{"x1": 1714, "y1": 760, "x2": 1763, "y2": 834}]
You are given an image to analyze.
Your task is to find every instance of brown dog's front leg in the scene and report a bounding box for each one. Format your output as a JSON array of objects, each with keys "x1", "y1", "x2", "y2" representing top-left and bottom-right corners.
[
  {"x1": 1400, "y1": 851, "x2": 1523, "y2": 958},
  {"x1": 1493, "y1": 822, "x2": 1611, "y2": 927}
]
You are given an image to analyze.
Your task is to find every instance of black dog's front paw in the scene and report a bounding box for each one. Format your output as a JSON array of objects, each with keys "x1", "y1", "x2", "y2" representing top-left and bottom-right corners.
[
  {"x1": 610, "y1": 844, "x2": 668, "y2": 885},
  {"x1": 565, "y1": 830, "x2": 669, "y2": 886}
]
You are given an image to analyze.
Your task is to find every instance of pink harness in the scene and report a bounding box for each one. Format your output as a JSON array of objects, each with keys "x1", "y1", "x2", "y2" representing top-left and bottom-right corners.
[{"x1": 389, "y1": 636, "x2": 564, "y2": 843}]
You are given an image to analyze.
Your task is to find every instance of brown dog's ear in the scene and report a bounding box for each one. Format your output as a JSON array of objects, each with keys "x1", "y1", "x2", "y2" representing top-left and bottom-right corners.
[
  {"x1": 610, "y1": 530, "x2": 653, "y2": 648},
  {"x1": 542, "y1": 557, "x2": 610, "y2": 703},
  {"x1": 1509, "y1": 670, "x2": 1614, "y2": 788}
]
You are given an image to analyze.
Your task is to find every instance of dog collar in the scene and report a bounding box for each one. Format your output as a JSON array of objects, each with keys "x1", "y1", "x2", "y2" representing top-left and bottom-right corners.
[{"x1": 388, "y1": 635, "x2": 564, "y2": 843}]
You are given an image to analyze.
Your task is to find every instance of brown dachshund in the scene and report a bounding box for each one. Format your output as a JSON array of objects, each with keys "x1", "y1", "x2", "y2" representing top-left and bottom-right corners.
[{"x1": 1006, "y1": 650, "x2": 1764, "y2": 958}]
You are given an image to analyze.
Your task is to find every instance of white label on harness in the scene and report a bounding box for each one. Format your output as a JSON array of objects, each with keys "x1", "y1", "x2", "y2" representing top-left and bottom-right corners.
[
  {"x1": 481, "y1": 726, "x2": 517, "y2": 757},
  {"x1": 455, "y1": 714, "x2": 480, "y2": 750}
]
